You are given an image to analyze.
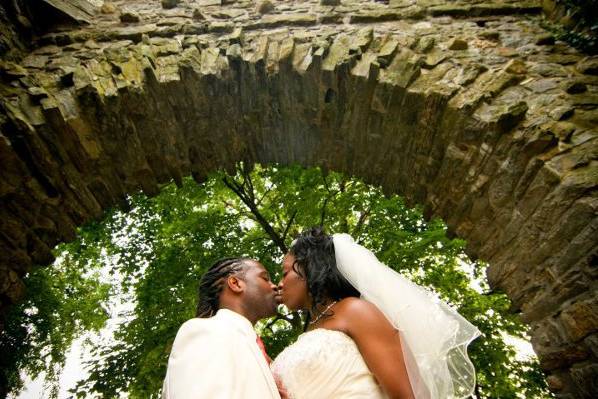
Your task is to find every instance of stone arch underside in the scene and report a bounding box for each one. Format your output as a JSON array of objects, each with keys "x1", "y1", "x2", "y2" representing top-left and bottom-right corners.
[{"x1": 0, "y1": 0, "x2": 596, "y2": 397}]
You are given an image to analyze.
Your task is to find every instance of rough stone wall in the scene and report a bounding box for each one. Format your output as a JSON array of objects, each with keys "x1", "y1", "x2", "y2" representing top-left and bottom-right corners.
[
  {"x1": 0, "y1": 0, "x2": 597, "y2": 397},
  {"x1": 0, "y1": 1, "x2": 31, "y2": 62}
]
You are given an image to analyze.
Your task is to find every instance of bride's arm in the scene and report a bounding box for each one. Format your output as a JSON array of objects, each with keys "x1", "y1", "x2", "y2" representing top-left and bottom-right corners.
[{"x1": 337, "y1": 297, "x2": 416, "y2": 399}]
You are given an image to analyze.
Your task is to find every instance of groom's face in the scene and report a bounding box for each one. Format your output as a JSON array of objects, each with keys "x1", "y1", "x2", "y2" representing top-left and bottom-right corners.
[{"x1": 242, "y1": 260, "x2": 280, "y2": 319}]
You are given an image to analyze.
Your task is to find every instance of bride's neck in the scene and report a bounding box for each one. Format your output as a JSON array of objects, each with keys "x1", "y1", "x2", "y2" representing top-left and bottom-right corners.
[{"x1": 308, "y1": 299, "x2": 337, "y2": 326}]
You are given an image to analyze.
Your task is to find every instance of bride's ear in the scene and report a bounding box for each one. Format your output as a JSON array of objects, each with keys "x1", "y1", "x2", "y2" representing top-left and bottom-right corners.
[{"x1": 227, "y1": 275, "x2": 245, "y2": 293}]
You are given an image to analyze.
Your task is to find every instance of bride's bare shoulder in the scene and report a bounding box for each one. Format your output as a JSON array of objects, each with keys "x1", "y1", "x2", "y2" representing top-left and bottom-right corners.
[
  {"x1": 336, "y1": 297, "x2": 380, "y2": 317},
  {"x1": 334, "y1": 297, "x2": 393, "y2": 331}
]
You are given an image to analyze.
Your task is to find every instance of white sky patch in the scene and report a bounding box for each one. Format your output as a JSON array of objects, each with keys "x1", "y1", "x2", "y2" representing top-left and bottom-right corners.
[
  {"x1": 240, "y1": 217, "x2": 256, "y2": 230},
  {"x1": 503, "y1": 332, "x2": 537, "y2": 361},
  {"x1": 192, "y1": 203, "x2": 209, "y2": 213},
  {"x1": 14, "y1": 296, "x2": 133, "y2": 399},
  {"x1": 263, "y1": 176, "x2": 274, "y2": 190},
  {"x1": 14, "y1": 268, "x2": 135, "y2": 399},
  {"x1": 14, "y1": 214, "x2": 140, "y2": 399},
  {"x1": 457, "y1": 257, "x2": 485, "y2": 293}
]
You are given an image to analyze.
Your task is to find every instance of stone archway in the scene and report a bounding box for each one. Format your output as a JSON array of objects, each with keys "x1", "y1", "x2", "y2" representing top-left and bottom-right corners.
[{"x1": 0, "y1": 0, "x2": 596, "y2": 397}]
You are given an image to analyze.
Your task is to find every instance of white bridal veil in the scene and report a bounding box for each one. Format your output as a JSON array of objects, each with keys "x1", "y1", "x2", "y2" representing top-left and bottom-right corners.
[{"x1": 333, "y1": 233, "x2": 481, "y2": 399}]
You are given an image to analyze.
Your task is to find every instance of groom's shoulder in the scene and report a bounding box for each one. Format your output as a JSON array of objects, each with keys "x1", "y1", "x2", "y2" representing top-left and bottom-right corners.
[
  {"x1": 170, "y1": 317, "x2": 237, "y2": 355},
  {"x1": 177, "y1": 316, "x2": 229, "y2": 336}
]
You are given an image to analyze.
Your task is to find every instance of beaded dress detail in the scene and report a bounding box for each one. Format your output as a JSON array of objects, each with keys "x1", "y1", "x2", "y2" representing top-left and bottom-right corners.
[{"x1": 270, "y1": 329, "x2": 387, "y2": 399}]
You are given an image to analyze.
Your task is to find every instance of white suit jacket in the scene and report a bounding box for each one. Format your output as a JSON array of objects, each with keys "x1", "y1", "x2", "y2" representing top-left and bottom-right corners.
[{"x1": 162, "y1": 309, "x2": 281, "y2": 399}]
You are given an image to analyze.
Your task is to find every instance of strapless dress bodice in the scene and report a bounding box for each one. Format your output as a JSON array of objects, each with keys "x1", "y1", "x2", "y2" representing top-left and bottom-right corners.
[{"x1": 270, "y1": 329, "x2": 387, "y2": 399}]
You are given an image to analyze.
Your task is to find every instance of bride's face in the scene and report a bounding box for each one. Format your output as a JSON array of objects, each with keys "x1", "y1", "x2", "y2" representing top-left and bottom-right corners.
[{"x1": 279, "y1": 253, "x2": 310, "y2": 311}]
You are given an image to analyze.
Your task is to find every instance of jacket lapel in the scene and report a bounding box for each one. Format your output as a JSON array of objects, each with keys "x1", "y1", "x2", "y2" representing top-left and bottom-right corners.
[
  {"x1": 216, "y1": 310, "x2": 280, "y2": 398},
  {"x1": 245, "y1": 333, "x2": 280, "y2": 398}
]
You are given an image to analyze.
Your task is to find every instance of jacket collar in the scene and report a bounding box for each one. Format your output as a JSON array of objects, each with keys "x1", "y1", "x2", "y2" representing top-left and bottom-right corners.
[{"x1": 216, "y1": 308, "x2": 256, "y2": 337}]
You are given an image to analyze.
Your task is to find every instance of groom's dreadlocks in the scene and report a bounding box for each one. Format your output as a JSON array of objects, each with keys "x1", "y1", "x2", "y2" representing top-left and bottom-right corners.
[{"x1": 196, "y1": 257, "x2": 250, "y2": 318}]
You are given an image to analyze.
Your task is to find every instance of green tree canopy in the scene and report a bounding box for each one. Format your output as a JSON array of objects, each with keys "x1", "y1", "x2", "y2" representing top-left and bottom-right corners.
[{"x1": 1, "y1": 164, "x2": 552, "y2": 398}]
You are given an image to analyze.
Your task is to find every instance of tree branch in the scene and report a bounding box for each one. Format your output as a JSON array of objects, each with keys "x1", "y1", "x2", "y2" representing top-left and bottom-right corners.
[
  {"x1": 338, "y1": 179, "x2": 350, "y2": 233},
  {"x1": 222, "y1": 172, "x2": 287, "y2": 253},
  {"x1": 282, "y1": 210, "x2": 297, "y2": 242},
  {"x1": 240, "y1": 163, "x2": 256, "y2": 203},
  {"x1": 352, "y1": 208, "x2": 371, "y2": 237},
  {"x1": 319, "y1": 174, "x2": 339, "y2": 227},
  {"x1": 256, "y1": 186, "x2": 273, "y2": 207},
  {"x1": 319, "y1": 197, "x2": 330, "y2": 227}
]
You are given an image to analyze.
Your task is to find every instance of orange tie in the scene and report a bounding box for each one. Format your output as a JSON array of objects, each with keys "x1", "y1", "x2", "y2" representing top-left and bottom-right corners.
[{"x1": 256, "y1": 336, "x2": 272, "y2": 364}]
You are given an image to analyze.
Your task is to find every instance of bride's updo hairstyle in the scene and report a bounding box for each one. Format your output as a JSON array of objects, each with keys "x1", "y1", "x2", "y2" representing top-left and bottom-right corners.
[{"x1": 290, "y1": 227, "x2": 360, "y2": 321}]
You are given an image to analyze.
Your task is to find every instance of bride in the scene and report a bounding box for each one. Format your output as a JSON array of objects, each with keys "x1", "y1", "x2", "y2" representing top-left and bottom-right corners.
[{"x1": 271, "y1": 228, "x2": 480, "y2": 399}]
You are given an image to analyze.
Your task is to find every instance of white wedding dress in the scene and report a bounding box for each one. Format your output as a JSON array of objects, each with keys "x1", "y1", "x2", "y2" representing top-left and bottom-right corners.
[
  {"x1": 270, "y1": 234, "x2": 481, "y2": 399},
  {"x1": 270, "y1": 328, "x2": 388, "y2": 399}
]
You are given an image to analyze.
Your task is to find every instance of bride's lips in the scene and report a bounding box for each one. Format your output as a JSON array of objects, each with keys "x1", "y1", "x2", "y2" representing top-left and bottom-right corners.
[{"x1": 275, "y1": 291, "x2": 283, "y2": 304}]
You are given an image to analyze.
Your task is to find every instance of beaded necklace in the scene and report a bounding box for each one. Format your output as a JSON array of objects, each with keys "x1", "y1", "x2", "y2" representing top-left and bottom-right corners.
[{"x1": 309, "y1": 300, "x2": 337, "y2": 325}]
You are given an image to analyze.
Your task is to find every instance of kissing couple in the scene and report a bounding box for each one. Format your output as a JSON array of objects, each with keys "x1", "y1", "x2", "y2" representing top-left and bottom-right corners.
[{"x1": 162, "y1": 227, "x2": 481, "y2": 399}]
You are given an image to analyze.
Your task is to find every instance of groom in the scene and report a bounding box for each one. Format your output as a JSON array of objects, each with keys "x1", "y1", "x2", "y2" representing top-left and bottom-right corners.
[{"x1": 162, "y1": 257, "x2": 283, "y2": 399}]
